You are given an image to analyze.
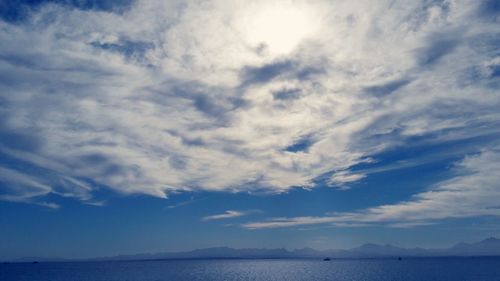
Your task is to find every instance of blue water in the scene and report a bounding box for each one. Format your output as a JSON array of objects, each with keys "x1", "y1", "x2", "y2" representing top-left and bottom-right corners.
[{"x1": 1, "y1": 258, "x2": 500, "y2": 281}]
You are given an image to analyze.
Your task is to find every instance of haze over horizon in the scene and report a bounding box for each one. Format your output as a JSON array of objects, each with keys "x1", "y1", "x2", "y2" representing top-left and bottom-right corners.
[
  {"x1": 1, "y1": 0, "x2": 499, "y2": 260},
  {"x1": 6, "y1": 237, "x2": 500, "y2": 262}
]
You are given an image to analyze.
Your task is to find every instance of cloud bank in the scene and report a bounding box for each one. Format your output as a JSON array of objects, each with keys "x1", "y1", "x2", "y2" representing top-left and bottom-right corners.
[{"x1": 0, "y1": 0, "x2": 499, "y2": 215}]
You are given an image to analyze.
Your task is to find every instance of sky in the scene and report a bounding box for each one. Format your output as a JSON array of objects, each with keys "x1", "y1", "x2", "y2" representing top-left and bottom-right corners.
[{"x1": 0, "y1": 0, "x2": 499, "y2": 259}]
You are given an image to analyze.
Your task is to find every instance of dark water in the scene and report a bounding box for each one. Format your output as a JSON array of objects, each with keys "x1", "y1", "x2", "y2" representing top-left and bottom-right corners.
[{"x1": 2, "y1": 258, "x2": 500, "y2": 281}]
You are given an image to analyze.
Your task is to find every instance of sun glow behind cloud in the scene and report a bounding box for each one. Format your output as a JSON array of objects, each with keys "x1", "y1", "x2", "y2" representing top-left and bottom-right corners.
[{"x1": 236, "y1": 1, "x2": 320, "y2": 56}]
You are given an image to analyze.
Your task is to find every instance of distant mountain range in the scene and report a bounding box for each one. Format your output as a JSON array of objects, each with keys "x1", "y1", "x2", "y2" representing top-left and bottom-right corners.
[{"x1": 7, "y1": 237, "x2": 500, "y2": 262}]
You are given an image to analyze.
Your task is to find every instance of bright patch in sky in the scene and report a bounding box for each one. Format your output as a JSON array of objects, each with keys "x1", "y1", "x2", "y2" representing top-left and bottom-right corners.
[{"x1": 237, "y1": 2, "x2": 319, "y2": 55}]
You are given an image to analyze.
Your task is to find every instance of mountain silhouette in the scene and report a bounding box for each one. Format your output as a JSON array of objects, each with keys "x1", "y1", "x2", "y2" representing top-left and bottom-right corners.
[
  {"x1": 447, "y1": 237, "x2": 500, "y2": 256},
  {"x1": 7, "y1": 237, "x2": 500, "y2": 262},
  {"x1": 94, "y1": 237, "x2": 500, "y2": 261}
]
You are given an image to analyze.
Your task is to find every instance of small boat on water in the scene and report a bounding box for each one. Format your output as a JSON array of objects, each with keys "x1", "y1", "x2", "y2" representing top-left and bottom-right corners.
[{"x1": 323, "y1": 257, "x2": 331, "y2": 261}]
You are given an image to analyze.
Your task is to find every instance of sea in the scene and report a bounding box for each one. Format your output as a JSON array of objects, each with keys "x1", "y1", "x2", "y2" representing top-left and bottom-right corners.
[{"x1": 1, "y1": 257, "x2": 500, "y2": 281}]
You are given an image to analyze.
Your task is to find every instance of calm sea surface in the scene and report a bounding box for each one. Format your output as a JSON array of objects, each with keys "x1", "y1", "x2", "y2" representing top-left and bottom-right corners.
[{"x1": 2, "y1": 257, "x2": 500, "y2": 281}]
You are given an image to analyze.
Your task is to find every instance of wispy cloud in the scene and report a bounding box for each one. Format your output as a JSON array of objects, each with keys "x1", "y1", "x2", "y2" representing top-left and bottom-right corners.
[
  {"x1": 202, "y1": 209, "x2": 262, "y2": 222},
  {"x1": 37, "y1": 202, "x2": 61, "y2": 209},
  {"x1": 166, "y1": 197, "x2": 200, "y2": 209},
  {"x1": 202, "y1": 210, "x2": 247, "y2": 221},
  {"x1": 243, "y1": 150, "x2": 500, "y2": 229},
  {"x1": 328, "y1": 171, "x2": 366, "y2": 189},
  {"x1": 83, "y1": 201, "x2": 107, "y2": 207}
]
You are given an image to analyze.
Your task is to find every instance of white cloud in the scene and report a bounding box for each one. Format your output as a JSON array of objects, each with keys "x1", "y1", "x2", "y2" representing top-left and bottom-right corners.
[
  {"x1": 0, "y1": 165, "x2": 94, "y2": 207},
  {"x1": 84, "y1": 200, "x2": 107, "y2": 207},
  {"x1": 0, "y1": 0, "x2": 499, "y2": 209},
  {"x1": 37, "y1": 201, "x2": 61, "y2": 209},
  {"x1": 328, "y1": 171, "x2": 366, "y2": 188},
  {"x1": 202, "y1": 210, "x2": 246, "y2": 221},
  {"x1": 0, "y1": 167, "x2": 52, "y2": 201},
  {"x1": 243, "y1": 150, "x2": 500, "y2": 229}
]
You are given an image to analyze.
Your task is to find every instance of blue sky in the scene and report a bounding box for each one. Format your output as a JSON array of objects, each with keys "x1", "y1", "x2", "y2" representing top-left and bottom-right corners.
[{"x1": 0, "y1": 0, "x2": 500, "y2": 259}]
